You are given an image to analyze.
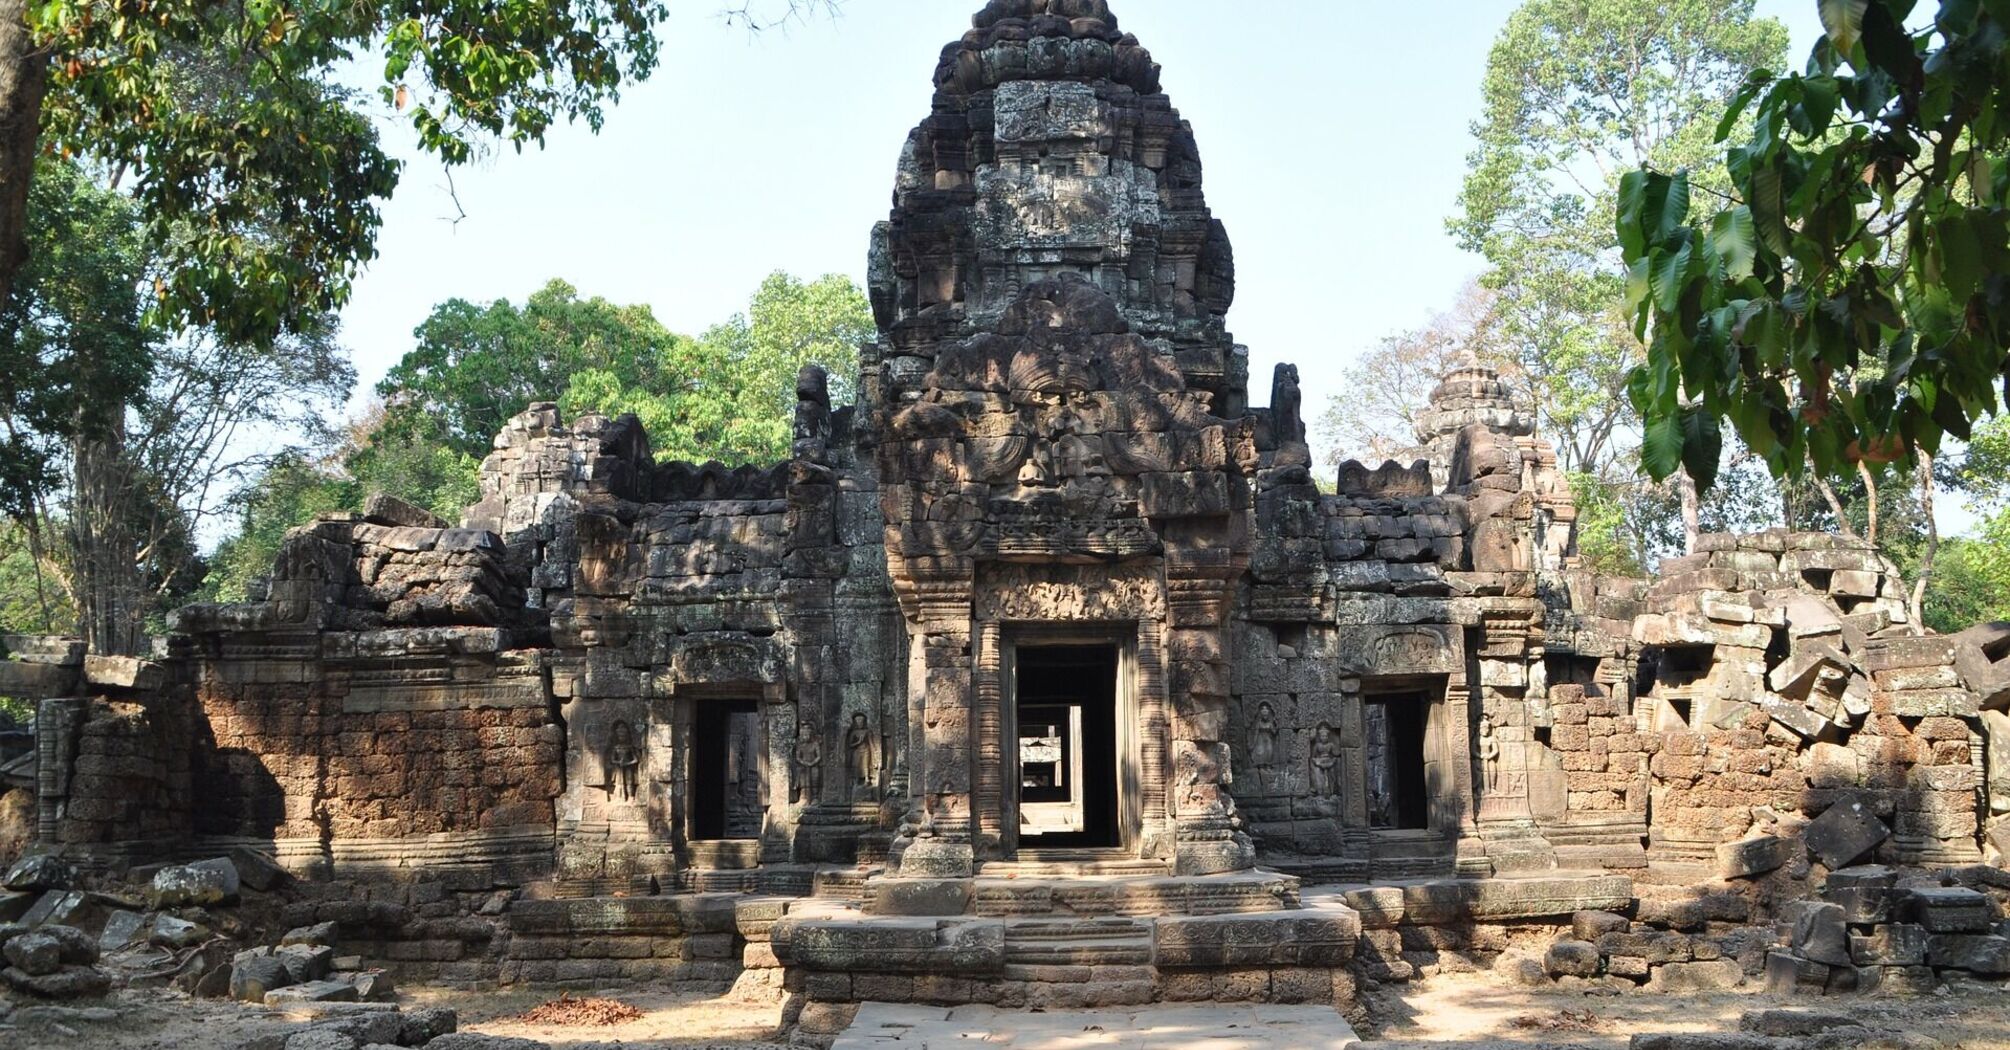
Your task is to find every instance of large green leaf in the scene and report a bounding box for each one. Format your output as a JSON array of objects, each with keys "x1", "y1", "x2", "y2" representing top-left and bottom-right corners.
[
  {"x1": 1749, "y1": 161, "x2": 1791, "y2": 255},
  {"x1": 1820, "y1": 0, "x2": 1869, "y2": 54},
  {"x1": 1710, "y1": 206, "x2": 1759, "y2": 281},
  {"x1": 1642, "y1": 412, "x2": 1684, "y2": 481},
  {"x1": 1679, "y1": 406, "x2": 1723, "y2": 490},
  {"x1": 1651, "y1": 239, "x2": 1694, "y2": 314},
  {"x1": 1617, "y1": 170, "x2": 1648, "y2": 259}
]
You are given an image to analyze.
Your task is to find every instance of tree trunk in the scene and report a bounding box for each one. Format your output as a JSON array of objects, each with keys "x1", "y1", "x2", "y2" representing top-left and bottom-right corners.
[
  {"x1": 1857, "y1": 461, "x2": 1879, "y2": 544},
  {"x1": 0, "y1": 0, "x2": 47, "y2": 312},
  {"x1": 69, "y1": 430, "x2": 147, "y2": 655},
  {"x1": 1677, "y1": 471, "x2": 1701, "y2": 553},
  {"x1": 1909, "y1": 451, "x2": 1937, "y2": 635}
]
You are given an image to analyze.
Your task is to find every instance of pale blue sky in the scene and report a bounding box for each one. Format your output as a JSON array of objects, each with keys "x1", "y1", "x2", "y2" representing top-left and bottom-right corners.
[{"x1": 338, "y1": 1, "x2": 1929, "y2": 525}]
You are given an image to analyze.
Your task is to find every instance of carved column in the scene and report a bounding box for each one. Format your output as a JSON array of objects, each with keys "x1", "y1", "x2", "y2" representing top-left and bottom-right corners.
[
  {"x1": 1136, "y1": 616, "x2": 1172, "y2": 859},
  {"x1": 974, "y1": 621, "x2": 1004, "y2": 857},
  {"x1": 1164, "y1": 562, "x2": 1254, "y2": 875},
  {"x1": 896, "y1": 572, "x2": 977, "y2": 877}
]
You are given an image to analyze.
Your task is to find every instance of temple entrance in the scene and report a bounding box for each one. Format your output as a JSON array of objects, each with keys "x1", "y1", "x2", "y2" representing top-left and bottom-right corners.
[
  {"x1": 1364, "y1": 689, "x2": 1434, "y2": 831},
  {"x1": 1010, "y1": 644, "x2": 1121, "y2": 849},
  {"x1": 691, "y1": 698, "x2": 763, "y2": 840}
]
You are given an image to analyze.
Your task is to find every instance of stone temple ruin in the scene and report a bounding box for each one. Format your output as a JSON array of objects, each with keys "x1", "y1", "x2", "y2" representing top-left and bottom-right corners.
[{"x1": 7, "y1": 0, "x2": 2010, "y2": 1042}]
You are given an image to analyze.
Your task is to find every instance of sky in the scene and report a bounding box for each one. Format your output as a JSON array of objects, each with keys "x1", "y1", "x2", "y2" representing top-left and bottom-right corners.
[{"x1": 333, "y1": 0, "x2": 1950, "y2": 529}]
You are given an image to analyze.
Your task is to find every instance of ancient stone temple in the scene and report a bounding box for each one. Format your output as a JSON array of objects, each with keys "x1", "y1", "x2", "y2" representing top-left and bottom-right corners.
[{"x1": 10, "y1": 0, "x2": 2010, "y2": 1030}]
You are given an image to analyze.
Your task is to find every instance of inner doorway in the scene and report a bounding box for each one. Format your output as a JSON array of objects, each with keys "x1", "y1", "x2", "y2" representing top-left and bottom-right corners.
[
  {"x1": 1013, "y1": 644, "x2": 1120, "y2": 848},
  {"x1": 1364, "y1": 691, "x2": 1431, "y2": 830},
  {"x1": 691, "y1": 698, "x2": 763, "y2": 840}
]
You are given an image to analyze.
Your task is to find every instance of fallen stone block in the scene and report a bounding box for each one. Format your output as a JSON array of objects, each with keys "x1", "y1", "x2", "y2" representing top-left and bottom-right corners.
[
  {"x1": 4, "y1": 929, "x2": 62, "y2": 975},
  {"x1": 276, "y1": 944, "x2": 336, "y2": 983},
  {"x1": 150, "y1": 858, "x2": 240, "y2": 908},
  {"x1": 264, "y1": 979, "x2": 361, "y2": 1005},
  {"x1": 149, "y1": 914, "x2": 207, "y2": 949},
  {"x1": 1, "y1": 963, "x2": 111, "y2": 998},
  {"x1": 1928, "y1": 933, "x2": 2010, "y2": 973},
  {"x1": 424, "y1": 1035, "x2": 552, "y2": 1050},
  {"x1": 1763, "y1": 950, "x2": 1829, "y2": 995},
  {"x1": 1785, "y1": 901, "x2": 1851, "y2": 966},
  {"x1": 399, "y1": 1006, "x2": 458, "y2": 1044},
  {"x1": 0, "y1": 659, "x2": 78, "y2": 697},
  {"x1": 98, "y1": 909, "x2": 147, "y2": 953},
  {"x1": 1849, "y1": 923, "x2": 1927, "y2": 966},
  {"x1": 1803, "y1": 797, "x2": 1888, "y2": 868},
  {"x1": 1821, "y1": 864, "x2": 1895, "y2": 923},
  {"x1": 1644, "y1": 958, "x2": 1743, "y2": 993},
  {"x1": 20, "y1": 889, "x2": 102, "y2": 933},
  {"x1": 1716, "y1": 833, "x2": 1794, "y2": 879},
  {"x1": 1739, "y1": 1007, "x2": 1864, "y2": 1037},
  {"x1": 3, "y1": 855, "x2": 77, "y2": 893},
  {"x1": 1544, "y1": 939, "x2": 1599, "y2": 978},
  {"x1": 1905, "y1": 886, "x2": 1992, "y2": 932},
  {"x1": 231, "y1": 954, "x2": 294, "y2": 1002}
]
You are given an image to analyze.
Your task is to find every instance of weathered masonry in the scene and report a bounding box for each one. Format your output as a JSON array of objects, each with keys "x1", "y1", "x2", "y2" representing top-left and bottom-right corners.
[{"x1": 11, "y1": 0, "x2": 2010, "y2": 1022}]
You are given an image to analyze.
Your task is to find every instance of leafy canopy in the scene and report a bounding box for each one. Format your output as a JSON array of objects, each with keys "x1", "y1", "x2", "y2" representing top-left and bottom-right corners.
[
  {"x1": 32, "y1": 0, "x2": 666, "y2": 344},
  {"x1": 1618, "y1": 0, "x2": 2010, "y2": 490}
]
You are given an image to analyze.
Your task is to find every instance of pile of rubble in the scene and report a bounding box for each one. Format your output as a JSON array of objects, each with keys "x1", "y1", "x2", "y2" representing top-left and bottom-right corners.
[
  {"x1": 227, "y1": 920, "x2": 396, "y2": 1006},
  {"x1": 1767, "y1": 865, "x2": 2010, "y2": 995},
  {"x1": 0, "y1": 850, "x2": 289, "y2": 999}
]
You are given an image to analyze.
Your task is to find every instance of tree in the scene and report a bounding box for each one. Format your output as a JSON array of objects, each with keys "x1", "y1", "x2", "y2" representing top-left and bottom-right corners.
[
  {"x1": 387, "y1": 271, "x2": 870, "y2": 467},
  {"x1": 0, "y1": 161, "x2": 354, "y2": 648},
  {"x1": 205, "y1": 404, "x2": 478, "y2": 603},
  {"x1": 1316, "y1": 282, "x2": 1504, "y2": 467},
  {"x1": 565, "y1": 271, "x2": 872, "y2": 464},
  {"x1": 1454, "y1": 0, "x2": 1790, "y2": 552},
  {"x1": 382, "y1": 279, "x2": 697, "y2": 458},
  {"x1": 0, "y1": 0, "x2": 679, "y2": 346},
  {"x1": 1618, "y1": 0, "x2": 2010, "y2": 487}
]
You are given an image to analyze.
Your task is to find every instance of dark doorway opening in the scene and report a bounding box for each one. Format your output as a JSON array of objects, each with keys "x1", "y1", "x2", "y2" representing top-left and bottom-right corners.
[
  {"x1": 692, "y1": 698, "x2": 762, "y2": 840},
  {"x1": 1365, "y1": 693, "x2": 1431, "y2": 830},
  {"x1": 1015, "y1": 644, "x2": 1119, "y2": 849}
]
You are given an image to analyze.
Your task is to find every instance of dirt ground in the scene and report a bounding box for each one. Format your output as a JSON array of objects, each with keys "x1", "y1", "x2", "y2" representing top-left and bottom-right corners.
[{"x1": 2, "y1": 971, "x2": 2008, "y2": 1049}]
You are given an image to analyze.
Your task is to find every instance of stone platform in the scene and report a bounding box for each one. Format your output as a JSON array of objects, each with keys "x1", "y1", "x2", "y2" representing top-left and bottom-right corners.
[
  {"x1": 1308, "y1": 871, "x2": 1635, "y2": 928},
  {"x1": 830, "y1": 1002, "x2": 1361, "y2": 1049},
  {"x1": 772, "y1": 871, "x2": 1365, "y2": 1011}
]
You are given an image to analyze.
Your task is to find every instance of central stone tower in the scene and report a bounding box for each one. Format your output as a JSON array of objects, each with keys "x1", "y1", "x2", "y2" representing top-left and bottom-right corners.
[{"x1": 863, "y1": 0, "x2": 1258, "y2": 878}]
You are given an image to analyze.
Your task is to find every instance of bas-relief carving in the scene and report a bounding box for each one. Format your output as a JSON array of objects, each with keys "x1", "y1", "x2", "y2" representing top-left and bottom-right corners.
[
  {"x1": 974, "y1": 563, "x2": 1166, "y2": 622},
  {"x1": 844, "y1": 711, "x2": 881, "y2": 801},
  {"x1": 605, "y1": 721, "x2": 641, "y2": 803},
  {"x1": 1247, "y1": 701, "x2": 1280, "y2": 795}
]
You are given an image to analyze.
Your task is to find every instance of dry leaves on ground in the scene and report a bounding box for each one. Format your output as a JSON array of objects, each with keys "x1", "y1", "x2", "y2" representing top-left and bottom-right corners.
[{"x1": 517, "y1": 993, "x2": 645, "y2": 1026}]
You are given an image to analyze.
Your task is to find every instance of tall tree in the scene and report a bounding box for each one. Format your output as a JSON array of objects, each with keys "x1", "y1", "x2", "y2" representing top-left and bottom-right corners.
[
  {"x1": 1316, "y1": 282, "x2": 1504, "y2": 467},
  {"x1": 1619, "y1": 0, "x2": 2010, "y2": 490},
  {"x1": 1453, "y1": 0, "x2": 1790, "y2": 552},
  {"x1": 382, "y1": 279, "x2": 696, "y2": 458}
]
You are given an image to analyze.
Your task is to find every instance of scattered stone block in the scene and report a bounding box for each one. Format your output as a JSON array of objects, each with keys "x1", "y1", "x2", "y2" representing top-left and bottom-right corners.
[
  {"x1": 97, "y1": 909, "x2": 147, "y2": 953},
  {"x1": 3, "y1": 856, "x2": 76, "y2": 893},
  {"x1": 1716, "y1": 833, "x2": 1793, "y2": 878},
  {"x1": 5, "y1": 930, "x2": 62, "y2": 975},
  {"x1": 150, "y1": 858, "x2": 240, "y2": 908},
  {"x1": 231, "y1": 954, "x2": 294, "y2": 1002},
  {"x1": 1763, "y1": 950, "x2": 1829, "y2": 995},
  {"x1": 1739, "y1": 1007, "x2": 1864, "y2": 1037},
  {"x1": 1850, "y1": 923, "x2": 1927, "y2": 966},
  {"x1": 1644, "y1": 958, "x2": 1743, "y2": 993},
  {"x1": 282, "y1": 921, "x2": 340, "y2": 948},
  {"x1": 1572, "y1": 910, "x2": 1629, "y2": 941},
  {"x1": 1906, "y1": 886, "x2": 1992, "y2": 932},
  {"x1": 277, "y1": 944, "x2": 336, "y2": 983},
  {"x1": 1803, "y1": 797, "x2": 1889, "y2": 868},
  {"x1": 1543, "y1": 939, "x2": 1599, "y2": 978},
  {"x1": 1927, "y1": 933, "x2": 2010, "y2": 973},
  {"x1": 149, "y1": 914, "x2": 207, "y2": 949},
  {"x1": 265, "y1": 979, "x2": 361, "y2": 1005},
  {"x1": 1, "y1": 963, "x2": 111, "y2": 998}
]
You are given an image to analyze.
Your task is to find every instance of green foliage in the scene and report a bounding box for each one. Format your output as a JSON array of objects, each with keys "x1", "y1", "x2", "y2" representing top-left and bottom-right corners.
[
  {"x1": 205, "y1": 409, "x2": 478, "y2": 602},
  {"x1": 0, "y1": 161, "x2": 154, "y2": 517},
  {"x1": 1617, "y1": 0, "x2": 2010, "y2": 489},
  {"x1": 1921, "y1": 512, "x2": 2010, "y2": 631},
  {"x1": 30, "y1": 0, "x2": 666, "y2": 346},
  {"x1": 1568, "y1": 471, "x2": 1649, "y2": 576},
  {"x1": 0, "y1": 519, "x2": 74, "y2": 634},
  {"x1": 1454, "y1": 0, "x2": 1789, "y2": 484},
  {"x1": 383, "y1": 279, "x2": 694, "y2": 457},
  {"x1": 563, "y1": 272, "x2": 870, "y2": 464}
]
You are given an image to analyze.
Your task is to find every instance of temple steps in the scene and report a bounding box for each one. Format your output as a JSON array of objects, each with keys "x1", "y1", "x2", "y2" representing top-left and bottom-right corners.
[
  {"x1": 1003, "y1": 917, "x2": 1154, "y2": 966},
  {"x1": 966, "y1": 870, "x2": 1301, "y2": 918}
]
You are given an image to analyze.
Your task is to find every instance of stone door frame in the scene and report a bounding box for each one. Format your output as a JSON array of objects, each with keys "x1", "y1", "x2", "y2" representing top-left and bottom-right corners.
[
  {"x1": 981, "y1": 622, "x2": 1150, "y2": 860},
  {"x1": 667, "y1": 681, "x2": 784, "y2": 870}
]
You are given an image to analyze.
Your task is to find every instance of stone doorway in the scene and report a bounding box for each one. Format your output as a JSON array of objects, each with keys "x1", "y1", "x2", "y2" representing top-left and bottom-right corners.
[
  {"x1": 1005, "y1": 640, "x2": 1132, "y2": 852},
  {"x1": 690, "y1": 697, "x2": 763, "y2": 842}
]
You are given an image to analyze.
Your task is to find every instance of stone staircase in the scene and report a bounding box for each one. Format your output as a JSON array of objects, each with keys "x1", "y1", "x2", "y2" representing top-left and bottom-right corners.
[{"x1": 1003, "y1": 917, "x2": 1155, "y2": 966}]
